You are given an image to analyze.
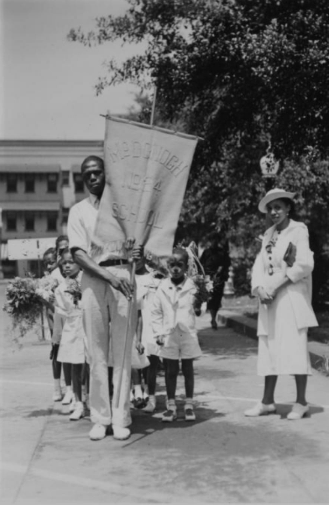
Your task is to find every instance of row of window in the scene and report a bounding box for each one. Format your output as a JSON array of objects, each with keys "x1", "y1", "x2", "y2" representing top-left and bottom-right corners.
[
  {"x1": 6, "y1": 212, "x2": 60, "y2": 232},
  {"x1": 4, "y1": 173, "x2": 85, "y2": 193}
]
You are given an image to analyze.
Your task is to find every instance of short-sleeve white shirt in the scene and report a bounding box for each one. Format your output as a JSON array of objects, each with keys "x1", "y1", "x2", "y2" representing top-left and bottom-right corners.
[{"x1": 67, "y1": 194, "x2": 122, "y2": 263}]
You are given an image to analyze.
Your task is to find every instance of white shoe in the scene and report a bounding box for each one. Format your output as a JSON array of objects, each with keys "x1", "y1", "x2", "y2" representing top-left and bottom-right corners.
[
  {"x1": 244, "y1": 402, "x2": 276, "y2": 417},
  {"x1": 162, "y1": 408, "x2": 177, "y2": 422},
  {"x1": 142, "y1": 399, "x2": 156, "y2": 413},
  {"x1": 184, "y1": 406, "x2": 196, "y2": 421},
  {"x1": 52, "y1": 389, "x2": 62, "y2": 402},
  {"x1": 62, "y1": 389, "x2": 73, "y2": 405},
  {"x1": 69, "y1": 402, "x2": 85, "y2": 421},
  {"x1": 287, "y1": 403, "x2": 309, "y2": 420},
  {"x1": 89, "y1": 423, "x2": 108, "y2": 441},
  {"x1": 112, "y1": 425, "x2": 131, "y2": 440},
  {"x1": 69, "y1": 400, "x2": 76, "y2": 413}
]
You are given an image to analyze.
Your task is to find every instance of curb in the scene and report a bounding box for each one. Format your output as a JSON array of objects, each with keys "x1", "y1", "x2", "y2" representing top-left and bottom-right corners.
[{"x1": 218, "y1": 311, "x2": 329, "y2": 376}]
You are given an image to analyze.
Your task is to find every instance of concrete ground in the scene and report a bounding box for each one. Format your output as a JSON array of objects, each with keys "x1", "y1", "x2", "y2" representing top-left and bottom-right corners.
[{"x1": 1, "y1": 284, "x2": 329, "y2": 505}]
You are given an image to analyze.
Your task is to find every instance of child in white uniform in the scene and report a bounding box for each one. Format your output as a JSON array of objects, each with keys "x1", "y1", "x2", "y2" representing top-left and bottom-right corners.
[
  {"x1": 130, "y1": 259, "x2": 161, "y2": 410},
  {"x1": 56, "y1": 248, "x2": 88, "y2": 420},
  {"x1": 42, "y1": 248, "x2": 62, "y2": 400},
  {"x1": 151, "y1": 247, "x2": 202, "y2": 422}
]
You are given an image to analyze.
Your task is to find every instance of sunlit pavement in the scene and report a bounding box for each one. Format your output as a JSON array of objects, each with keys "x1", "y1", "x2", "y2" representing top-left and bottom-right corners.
[{"x1": 1, "y1": 284, "x2": 329, "y2": 504}]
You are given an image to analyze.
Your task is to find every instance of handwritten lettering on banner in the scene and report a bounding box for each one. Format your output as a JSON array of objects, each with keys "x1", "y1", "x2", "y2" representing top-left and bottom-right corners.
[{"x1": 91, "y1": 118, "x2": 198, "y2": 260}]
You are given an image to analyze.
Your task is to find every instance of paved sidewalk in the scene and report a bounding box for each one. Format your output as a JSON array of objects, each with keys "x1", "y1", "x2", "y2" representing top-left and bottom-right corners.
[{"x1": 1, "y1": 308, "x2": 329, "y2": 505}]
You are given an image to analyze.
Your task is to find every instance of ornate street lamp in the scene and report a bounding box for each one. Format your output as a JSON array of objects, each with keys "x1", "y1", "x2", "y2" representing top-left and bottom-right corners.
[{"x1": 260, "y1": 144, "x2": 280, "y2": 179}]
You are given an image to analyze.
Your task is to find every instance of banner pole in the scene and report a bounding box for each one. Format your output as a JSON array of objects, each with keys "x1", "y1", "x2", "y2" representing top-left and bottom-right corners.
[
  {"x1": 115, "y1": 83, "x2": 157, "y2": 409},
  {"x1": 115, "y1": 260, "x2": 136, "y2": 409}
]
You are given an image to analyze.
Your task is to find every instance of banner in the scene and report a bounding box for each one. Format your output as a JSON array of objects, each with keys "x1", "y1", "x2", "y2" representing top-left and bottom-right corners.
[{"x1": 91, "y1": 117, "x2": 198, "y2": 261}]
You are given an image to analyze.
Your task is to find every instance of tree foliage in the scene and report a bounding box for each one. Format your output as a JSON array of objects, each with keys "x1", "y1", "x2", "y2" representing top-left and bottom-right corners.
[{"x1": 69, "y1": 0, "x2": 329, "y2": 303}]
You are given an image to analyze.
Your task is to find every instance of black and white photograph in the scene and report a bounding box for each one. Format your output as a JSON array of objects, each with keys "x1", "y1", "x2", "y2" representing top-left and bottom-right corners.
[{"x1": 0, "y1": 1, "x2": 328, "y2": 504}]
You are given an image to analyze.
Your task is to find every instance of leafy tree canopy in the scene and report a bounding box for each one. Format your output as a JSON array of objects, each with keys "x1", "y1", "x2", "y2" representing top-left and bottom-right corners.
[{"x1": 69, "y1": 0, "x2": 329, "y2": 302}]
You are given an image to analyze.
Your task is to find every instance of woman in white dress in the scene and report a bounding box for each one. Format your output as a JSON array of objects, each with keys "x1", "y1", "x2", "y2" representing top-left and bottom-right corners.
[{"x1": 245, "y1": 188, "x2": 318, "y2": 420}]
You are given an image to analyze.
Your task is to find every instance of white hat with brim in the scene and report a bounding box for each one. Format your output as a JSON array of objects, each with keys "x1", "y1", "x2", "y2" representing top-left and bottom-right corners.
[{"x1": 258, "y1": 188, "x2": 296, "y2": 213}]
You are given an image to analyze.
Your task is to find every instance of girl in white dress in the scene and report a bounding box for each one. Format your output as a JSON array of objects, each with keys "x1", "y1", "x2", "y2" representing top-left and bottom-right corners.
[
  {"x1": 245, "y1": 189, "x2": 318, "y2": 420},
  {"x1": 56, "y1": 248, "x2": 88, "y2": 420}
]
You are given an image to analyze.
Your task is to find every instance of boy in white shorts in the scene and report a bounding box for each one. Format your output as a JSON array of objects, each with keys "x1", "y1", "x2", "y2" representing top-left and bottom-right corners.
[{"x1": 151, "y1": 247, "x2": 202, "y2": 422}]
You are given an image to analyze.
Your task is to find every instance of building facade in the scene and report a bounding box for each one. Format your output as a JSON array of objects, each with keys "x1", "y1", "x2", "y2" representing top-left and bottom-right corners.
[{"x1": 0, "y1": 140, "x2": 103, "y2": 277}]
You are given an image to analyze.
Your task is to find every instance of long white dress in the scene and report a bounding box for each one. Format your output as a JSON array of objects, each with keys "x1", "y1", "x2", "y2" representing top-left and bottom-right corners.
[
  {"x1": 253, "y1": 223, "x2": 316, "y2": 376},
  {"x1": 56, "y1": 274, "x2": 88, "y2": 365}
]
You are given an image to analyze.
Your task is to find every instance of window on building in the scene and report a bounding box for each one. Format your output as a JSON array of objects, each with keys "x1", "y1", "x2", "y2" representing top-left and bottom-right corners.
[
  {"x1": 62, "y1": 171, "x2": 70, "y2": 186},
  {"x1": 25, "y1": 212, "x2": 35, "y2": 232},
  {"x1": 25, "y1": 174, "x2": 35, "y2": 193},
  {"x1": 74, "y1": 173, "x2": 85, "y2": 193},
  {"x1": 47, "y1": 174, "x2": 58, "y2": 193},
  {"x1": 47, "y1": 212, "x2": 57, "y2": 232},
  {"x1": 6, "y1": 174, "x2": 17, "y2": 193},
  {"x1": 6, "y1": 212, "x2": 17, "y2": 231},
  {"x1": 61, "y1": 208, "x2": 69, "y2": 226}
]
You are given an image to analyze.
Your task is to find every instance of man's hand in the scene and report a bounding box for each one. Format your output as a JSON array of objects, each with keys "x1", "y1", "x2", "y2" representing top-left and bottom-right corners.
[
  {"x1": 135, "y1": 341, "x2": 145, "y2": 355},
  {"x1": 106, "y1": 272, "x2": 134, "y2": 299},
  {"x1": 156, "y1": 335, "x2": 165, "y2": 347},
  {"x1": 257, "y1": 286, "x2": 274, "y2": 305},
  {"x1": 132, "y1": 245, "x2": 144, "y2": 261}
]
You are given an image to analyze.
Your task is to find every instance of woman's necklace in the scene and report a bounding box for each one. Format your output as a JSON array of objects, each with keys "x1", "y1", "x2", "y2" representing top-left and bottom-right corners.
[{"x1": 265, "y1": 229, "x2": 281, "y2": 276}]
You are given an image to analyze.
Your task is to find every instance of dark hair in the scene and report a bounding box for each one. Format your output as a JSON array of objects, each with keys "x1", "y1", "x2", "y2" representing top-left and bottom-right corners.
[
  {"x1": 207, "y1": 231, "x2": 221, "y2": 243},
  {"x1": 172, "y1": 247, "x2": 189, "y2": 265},
  {"x1": 60, "y1": 246, "x2": 71, "y2": 258},
  {"x1": 55, "y1": 235, "x2": 69, "y2": 252},
  {"x1": 81, "y1": 156, "x2": 104, "y2": 172},
  {"x1": 43, "y1": 247, "x2": 56, "y2": 259}
]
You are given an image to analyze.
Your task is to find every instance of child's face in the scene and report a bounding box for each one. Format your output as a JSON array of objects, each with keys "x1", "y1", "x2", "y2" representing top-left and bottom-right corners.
[
  {"x1": 167, "y1": 253, "x2": 188, "y2": 281},
  {"x1": 61, "y1": 252, "x2": 80, "y2": 278},
  {"x1": 44, "y1": 253, "x2": 57, "y2": 273},
  {"x1": 57, "y1": 240, "x2": 69, "y2": 257}
]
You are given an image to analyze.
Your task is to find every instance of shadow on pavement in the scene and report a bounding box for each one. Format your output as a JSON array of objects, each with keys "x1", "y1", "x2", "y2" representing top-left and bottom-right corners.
[
  {"x1": 198, "y1": 326, "x2": 258, "y2": 359},
  {"x1": 276, "y1": 403, "x2": 325, "y2": 419}
]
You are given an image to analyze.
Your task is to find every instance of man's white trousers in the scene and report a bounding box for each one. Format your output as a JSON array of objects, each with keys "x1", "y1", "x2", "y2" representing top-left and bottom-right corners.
[{"x1": 81, "y1": 265, "x2": 136, "y2": 427}]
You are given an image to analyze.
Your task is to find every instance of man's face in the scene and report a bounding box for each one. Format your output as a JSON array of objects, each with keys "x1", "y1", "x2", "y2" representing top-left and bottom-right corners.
[{"x1": 81, "y1": 160, "x2": 105, "y2": 197}]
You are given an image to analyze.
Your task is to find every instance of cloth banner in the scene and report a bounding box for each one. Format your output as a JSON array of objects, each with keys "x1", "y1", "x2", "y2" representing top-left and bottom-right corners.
[{"x1": 91, "y1": 117, "x2": 198, "y2": 261}]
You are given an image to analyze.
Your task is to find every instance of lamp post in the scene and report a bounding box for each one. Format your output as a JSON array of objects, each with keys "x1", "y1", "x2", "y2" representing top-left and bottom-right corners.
[
  {"x1": 260, "y1": 144, "x2": 280, "y2": 190},
  {"x1": 260, "y1": 144, "x2": 280, "y2": 227}
]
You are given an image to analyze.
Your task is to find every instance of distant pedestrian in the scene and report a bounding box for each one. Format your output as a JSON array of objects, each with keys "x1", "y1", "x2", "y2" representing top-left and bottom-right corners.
[
  {"x1": 245, "y1": 188, "x2": 318, "y2": 420},
  {"x1": 200, "y1": 233, "x2": 230, "y2": 329}
]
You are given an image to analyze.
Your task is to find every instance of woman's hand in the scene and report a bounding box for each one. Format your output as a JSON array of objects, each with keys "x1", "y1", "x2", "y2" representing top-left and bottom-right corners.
[{"x1": 257, "y1": 286, "x2": 274, "y2": 305}]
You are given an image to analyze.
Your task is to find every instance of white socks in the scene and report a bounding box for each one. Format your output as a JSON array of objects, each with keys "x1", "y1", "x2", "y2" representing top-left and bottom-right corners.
[{"x1": 134, "y1": 384, "x2": 143, "y2": 399}]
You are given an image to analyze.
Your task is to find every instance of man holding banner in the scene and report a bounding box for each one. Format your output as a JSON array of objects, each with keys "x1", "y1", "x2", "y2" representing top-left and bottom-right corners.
[
  {"x1": 68, "y1": 155, "x2": 140, "y2": 441},
  {"x1": 68, "y1": 117, "x2": 198, "y2": 441}
]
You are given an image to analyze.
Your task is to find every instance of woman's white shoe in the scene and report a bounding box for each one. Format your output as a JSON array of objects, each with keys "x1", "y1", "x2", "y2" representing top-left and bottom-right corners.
[
  {"x1": 244, "y1": 402, "x2": 276, "y2": 417},
  {"x1": 287, "y1": 403, "x2": 309, "y2": 420}
]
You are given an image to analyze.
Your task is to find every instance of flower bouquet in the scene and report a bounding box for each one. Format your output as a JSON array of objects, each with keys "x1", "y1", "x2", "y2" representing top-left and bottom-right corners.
[
  {"x1": 65, "y1": 278, "x2": 82, "y2": 306},
  {"x1": 35, "y1": 276, "x2": 59, "y2": 304},
  {"x1": 3, "y1": 276, "x2": 43, "y2": 338},
  {"x1": 191, "y1": 274, "x2": 212, "y2": 315}
]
